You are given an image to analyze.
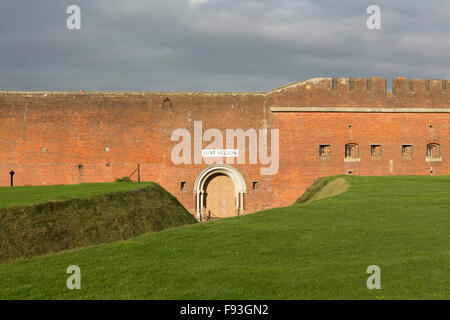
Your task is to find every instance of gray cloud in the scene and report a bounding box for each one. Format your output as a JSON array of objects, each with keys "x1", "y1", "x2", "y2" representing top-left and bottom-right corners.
[{"x1": 0, "y1": 0, "x2": 449, "y2": 91}]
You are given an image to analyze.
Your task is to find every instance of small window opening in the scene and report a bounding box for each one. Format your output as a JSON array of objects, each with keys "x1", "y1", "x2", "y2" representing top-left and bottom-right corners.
[
  {"x1": 427, "y1": 143, "x2": 440, "y2": 160},
  {"x1": 162, "y1": 98, "x2": 172, "y2": 108},
  {"x1": 319, "y1": 145, "x2": 332, "y2": 159},
  {"x1": 371, "y1": 145, "x2": 382, "y2": 159},
  {"x1": 402, "y1": 145, "x2": 414, "y2": 158},
  {"x1": 345, "y1": 143, "x2": 359, "y2": 159}
]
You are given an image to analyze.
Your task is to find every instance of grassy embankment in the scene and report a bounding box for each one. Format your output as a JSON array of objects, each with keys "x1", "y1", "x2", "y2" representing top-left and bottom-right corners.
[
  {"x1": 0, "y1": 176, "x2": 448, "y2": 299},
  {"x1": 0, "y1": 182, "x2": 196, "y2": 263}
]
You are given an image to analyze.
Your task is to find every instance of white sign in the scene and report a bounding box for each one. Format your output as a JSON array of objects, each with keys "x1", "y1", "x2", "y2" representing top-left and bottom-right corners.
[{"x1": 202, "y1": 149, "x2": 239, "y2": 158}]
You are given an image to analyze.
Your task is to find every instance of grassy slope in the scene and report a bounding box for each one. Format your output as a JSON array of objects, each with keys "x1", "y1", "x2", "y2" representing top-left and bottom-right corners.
[
  {"x1": 0, "y1": 183, "x2": 196, "y2": 263},
  {"x1": 0, "y1": 176, "x2": 449, "y2": 299},
  {"x1": 0, "y1": 183, "x2": 152, "y2": 209},
  {"x1": 295, "y1": 175, "x2": 349, "y2": 204}
]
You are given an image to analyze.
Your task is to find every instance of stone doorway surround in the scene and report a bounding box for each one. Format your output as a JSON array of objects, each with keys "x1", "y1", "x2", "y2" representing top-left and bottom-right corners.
[{"x1": 193, "y1": 165, "x2": 247, "y2": 221}]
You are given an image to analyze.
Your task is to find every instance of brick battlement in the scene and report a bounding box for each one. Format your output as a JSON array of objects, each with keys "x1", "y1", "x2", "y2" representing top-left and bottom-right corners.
[
  {"x1": 269, "y1": 77, "x2": 450, "y2": 94},
  {"x1": 2, "y1": 77, "x2": 447, "y2": 109},
  {"x1": 267, "y1": 77, "x2": 450, "y2": 108}
]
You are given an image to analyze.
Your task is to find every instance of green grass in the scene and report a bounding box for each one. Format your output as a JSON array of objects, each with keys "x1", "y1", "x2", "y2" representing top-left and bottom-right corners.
[
  {"x1": 0, "y1": 182, "x2": 151, "y2": 209},
  {"x1": 0, "y1": 182, "x2": 196, "y2": 263},
  {"x1": 295, "y1": 175, "x2": 345, "y2": 204},
  {"x1": 0, "y1": 175, "x2": 449, "y2": 299}
]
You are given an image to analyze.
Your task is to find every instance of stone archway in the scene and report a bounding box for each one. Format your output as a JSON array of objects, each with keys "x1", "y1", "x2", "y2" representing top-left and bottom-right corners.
[{"x1": 193, "y1": 165, "x2": 247, "y2": 221}]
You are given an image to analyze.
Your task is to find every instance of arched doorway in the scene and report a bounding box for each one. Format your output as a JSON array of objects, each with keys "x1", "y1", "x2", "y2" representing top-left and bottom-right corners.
[
  {"x1": 204, "y1": 173, "x2": 235, "y2": 218},
  {"x1": 193, "y1": 165, "x2": 247, "y2": 221}
]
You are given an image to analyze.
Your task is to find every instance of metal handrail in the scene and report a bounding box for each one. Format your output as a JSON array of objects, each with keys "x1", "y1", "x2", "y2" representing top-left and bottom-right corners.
[
  {"x1": 128, "y1": 164, "x2": 141, "y2": 182},
  {"x1": 199, "y1": 208, "x2": 220, "y2": 222}
]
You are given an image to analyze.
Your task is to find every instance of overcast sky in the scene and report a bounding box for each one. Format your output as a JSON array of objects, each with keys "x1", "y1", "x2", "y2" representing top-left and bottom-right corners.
[{"x1": 1, "y1": 0, "x2": 449, "y2": 92}]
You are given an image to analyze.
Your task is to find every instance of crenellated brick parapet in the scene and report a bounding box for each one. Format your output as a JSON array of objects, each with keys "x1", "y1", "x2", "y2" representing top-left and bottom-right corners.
[
  {"x1": 1, "y1": 77, "x2": 449, "y2": 110},
  {"x1": 267, "y1": 77, "x2": 450, "y2": 109}
]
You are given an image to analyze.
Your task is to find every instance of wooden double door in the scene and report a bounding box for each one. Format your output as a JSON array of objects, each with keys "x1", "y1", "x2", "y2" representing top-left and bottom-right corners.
[{"x1": 204, "y1": 173, "x2": 235, "y2": 218}]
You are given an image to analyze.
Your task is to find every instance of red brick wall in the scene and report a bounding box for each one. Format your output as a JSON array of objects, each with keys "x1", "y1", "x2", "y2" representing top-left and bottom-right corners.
[
  {"x1": 272, "y1": 112, "x2": 449, "y2": 207},
  {"x1": 0, "y1": 78, "x2": 449, "y2": 215}
]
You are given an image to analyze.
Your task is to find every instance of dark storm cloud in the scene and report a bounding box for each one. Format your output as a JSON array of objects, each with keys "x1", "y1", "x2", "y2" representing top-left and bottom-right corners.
[{"x1": 0, "y1": 0, "x2": 449, "y2": 91}]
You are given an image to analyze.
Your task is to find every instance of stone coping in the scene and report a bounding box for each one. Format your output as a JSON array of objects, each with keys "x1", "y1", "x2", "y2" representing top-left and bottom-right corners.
[{"x1": 271, "y1": 107, "x2": 450, "y2": 113}]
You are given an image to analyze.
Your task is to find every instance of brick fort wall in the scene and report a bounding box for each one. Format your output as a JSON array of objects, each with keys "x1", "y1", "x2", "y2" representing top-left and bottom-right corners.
[{"x1": 0, "y1": 77, "x2": 448, "y2": 215}]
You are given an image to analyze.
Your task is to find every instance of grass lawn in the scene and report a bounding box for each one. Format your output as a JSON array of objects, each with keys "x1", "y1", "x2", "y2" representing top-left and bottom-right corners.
[
  {"x1": 0, "y1": 175, "x2": 449, "y2": 299},
  {"x1": 0, "y1": 182, "x2": 195, "y2": 263},
  {"x1": 0, "y1": 182, "x2": 151, "y2": 209}
]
